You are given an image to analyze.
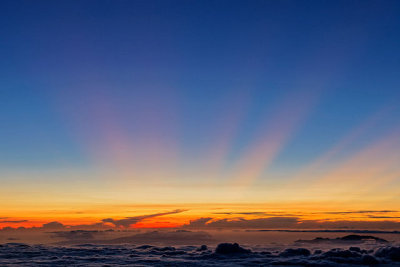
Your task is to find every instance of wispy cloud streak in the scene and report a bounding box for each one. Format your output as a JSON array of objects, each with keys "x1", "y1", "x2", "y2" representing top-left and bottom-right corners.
[{"x1": 102, "y1": 209, "x2": 187, "y2": 228}]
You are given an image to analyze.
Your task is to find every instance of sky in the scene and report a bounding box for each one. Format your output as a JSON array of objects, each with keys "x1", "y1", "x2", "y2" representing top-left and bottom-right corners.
[{"x1": 1, "y1": 0, "x2": 400, "y2": 230}]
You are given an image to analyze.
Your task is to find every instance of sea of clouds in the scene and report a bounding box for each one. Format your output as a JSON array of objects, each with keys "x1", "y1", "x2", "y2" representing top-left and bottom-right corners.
[
  {"x1": 2, "y1": 227, "x2": 400, "y2": 266},
  {"x1": 1, "y1": 241, "x2": 400, "y2": 266}
]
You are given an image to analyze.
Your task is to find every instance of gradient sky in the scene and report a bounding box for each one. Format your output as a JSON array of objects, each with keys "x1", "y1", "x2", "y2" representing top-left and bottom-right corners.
[{"x1": 1, "y1": 0, "x2": 400, "y2": 229}]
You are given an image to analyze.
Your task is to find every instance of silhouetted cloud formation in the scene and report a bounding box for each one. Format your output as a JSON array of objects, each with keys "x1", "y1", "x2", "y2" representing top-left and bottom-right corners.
[
  {"x1": 184, "y1": 217, "x2": 213, "y2": 228},
  {"x1": 208, "y1": 217, "x2": 300, "y2": 228},
  {"x1": 42, "y1": 221, "x2": 65, "y2": 230},
  {"x1": 184, "y1": 217, "x2": 299, "y2": 229},
  {"x1": 0, "y1": 210, "x2": 187, "y2": 232},
  {"x1": 211, "y1": 210, "x2": 400, "y2": 217},
  {"x1": 212, "y1": 212, "x2": 298, "y2": 216},
  {"x1": 0, "y1": 220, "x2": 28, "y2": 223},
  {"x1": 2, "y1": 209, "x2": 400, "y2": 233},
  {"x1": 298, "y1": 219, "x2": 400, "y2": 230},
  {"x1": 320, "y1": 210, "x2": 398, "y2": 215},
  {"x1": 213, "y1": 212, "x2": 268, "y2": 215},
  {"x1": 184, "y1": 216, "x2": 400, "y2": 230},
  {"x1": 367, "y1": 216, "x2": 400, "y2": 219},
  {"x1": 102, "y1": 209, "x2": 187, "y2": 228}
]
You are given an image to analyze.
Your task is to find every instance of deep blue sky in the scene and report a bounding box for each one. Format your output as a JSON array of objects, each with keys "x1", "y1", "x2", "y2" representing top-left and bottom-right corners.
[{"x1": 1, "y1": 0, "x2": 399, "y2": 180}]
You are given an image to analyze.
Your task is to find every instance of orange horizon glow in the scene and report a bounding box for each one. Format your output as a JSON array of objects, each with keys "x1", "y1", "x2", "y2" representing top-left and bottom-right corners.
[{"x1": 2, "y1": 200, "x2": 400, "y2": 230}]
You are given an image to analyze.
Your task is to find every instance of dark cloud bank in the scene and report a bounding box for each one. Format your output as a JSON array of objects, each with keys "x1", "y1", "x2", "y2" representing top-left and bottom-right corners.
[{"x1": 183, "y1": 216, "x2": 400, "y2": 230}]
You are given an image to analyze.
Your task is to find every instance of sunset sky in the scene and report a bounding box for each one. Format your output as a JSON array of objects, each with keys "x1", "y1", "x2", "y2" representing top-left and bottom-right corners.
[{"x1": 1, "y1": 0, "x2": 400, "y2": 230}]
